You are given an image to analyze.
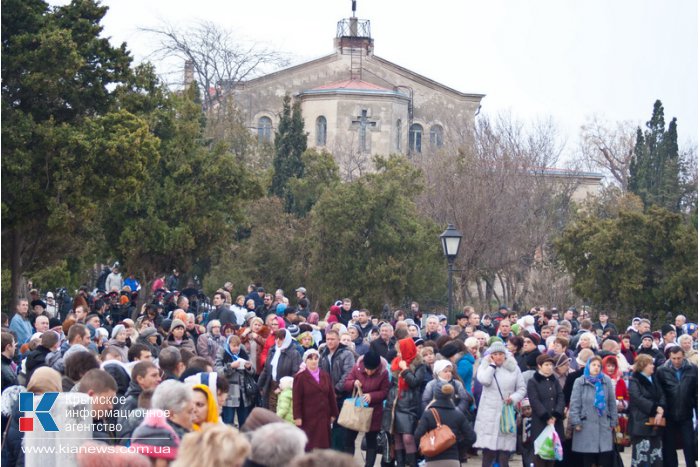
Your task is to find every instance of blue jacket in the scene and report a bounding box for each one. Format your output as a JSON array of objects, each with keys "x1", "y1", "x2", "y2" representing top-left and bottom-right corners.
[
  {"x1": 9, "y1": 314, "x2": 32, "y2": 346},
  {"x1": 456, "y1": 353, "x2": 475, "y2": 396}
]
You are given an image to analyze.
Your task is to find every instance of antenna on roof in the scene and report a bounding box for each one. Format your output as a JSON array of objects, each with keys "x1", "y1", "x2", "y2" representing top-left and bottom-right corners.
[{"x1": 352, "y1": 0, "x2": 356, "y2": 17}]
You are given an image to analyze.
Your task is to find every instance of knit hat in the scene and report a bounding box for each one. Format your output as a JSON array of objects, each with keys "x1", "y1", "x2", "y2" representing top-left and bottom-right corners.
[
  {"x1": 433, "y1": 359, "x2": 452, "y2": 376},
  {"x1": 287, "y1": 324, "x2": 300, "y2": 338},
  {"x1": 303, "y1": 348, "x2": 319, "y2": 361},
  {"x1": 170, "y1": 319, "x2": 186, "y2": 331},
  {"x1": 487, "y1": 341, "x2": 507, "y2": 355},
  {"x1": 435, "y1": 382, "x2": 455, "y2": 401},
  {"x1": 111, "y1": 324, "x2": 126, "y2": 339},
  {"x1": 683, "y1": 323, "x2": 698, "y2": 335},
  {"x1": 244, "y1": 312, "x2": 257, "y2": 322},
  {"x1": 641, "y1": 332, "x2": 653, "y2": 341},
  {"x1": 363, "y1": 351, "x2": 381, "y2": 370},
  {"x1": 48, "y1": 317, "x2": 62, "y2": 329},
  {"x1": 412, "y1": 337, "x2": 425, "y2": 347},
  {"x1": 488, "y1": 336, "x2": 502, "y2": 347},
  {"x1": 440, "y1": 341, "x2": 462, "y2": 360},
  {"x1": 554, "y1": 353, "x2": 571, "y2": 369},
  {"x1": 161, "y1": 319, "x2": 172, "y2": 332},
  {"x1": 240, "y1": 408, "x2": 284, "y2": 433},
  {"x1": 131, "y1": 410, "x2": 180, "y2": 460},
  {"x1": 520, "y1": 397, "x2": 531, "y2": 408},
  {"x1": 661, "y1": 324, "x2": 675, "y2": 336},
  {"x1": 279, "y1": 376, "x2": 294, "y2": 391}
]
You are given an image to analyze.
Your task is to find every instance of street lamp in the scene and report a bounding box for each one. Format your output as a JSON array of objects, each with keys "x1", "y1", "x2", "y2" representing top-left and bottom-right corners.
[{"x1": 440, "y1": 223, "x2": 463, "y2": 324}]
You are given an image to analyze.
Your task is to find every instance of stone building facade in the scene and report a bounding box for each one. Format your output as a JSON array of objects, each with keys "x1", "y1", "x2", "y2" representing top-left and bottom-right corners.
[{"x1": 228, "y1": 16, "x2": 484, "y2": 178}]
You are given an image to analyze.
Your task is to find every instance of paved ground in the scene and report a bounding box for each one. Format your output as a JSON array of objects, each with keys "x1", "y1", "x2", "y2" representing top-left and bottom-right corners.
[{"x1": 351, "y1": 437, "x2": 690, "y2": 466}]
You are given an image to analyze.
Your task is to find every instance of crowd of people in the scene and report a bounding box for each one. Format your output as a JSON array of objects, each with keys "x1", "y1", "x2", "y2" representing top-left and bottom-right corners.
[{"x1": 1, "y1": 272, "x2": 698, "y2": 467}]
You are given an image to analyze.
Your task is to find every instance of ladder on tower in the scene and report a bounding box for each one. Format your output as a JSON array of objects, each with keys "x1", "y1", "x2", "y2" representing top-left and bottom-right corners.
[{"x1": 350, "y1": 47, "x2": 362, "y2": 80}]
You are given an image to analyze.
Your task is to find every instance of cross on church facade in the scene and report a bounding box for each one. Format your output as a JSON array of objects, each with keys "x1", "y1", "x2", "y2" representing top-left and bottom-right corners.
[{"x1": 351, "y1": 109, "x2": 377, "y2": 153}]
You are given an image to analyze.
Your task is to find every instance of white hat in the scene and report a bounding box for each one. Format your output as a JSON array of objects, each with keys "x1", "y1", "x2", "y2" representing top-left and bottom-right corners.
[
  {"x1": 46, "y1": 292, "x2": 54, "y2": 299},
  {"x1": 433, "y1": 359, "x2": 452, "y2": 376}
]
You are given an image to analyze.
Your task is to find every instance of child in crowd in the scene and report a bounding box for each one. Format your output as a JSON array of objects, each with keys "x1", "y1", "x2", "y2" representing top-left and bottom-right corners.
[
  {"x1": 516, "y1": 398, "x2": 534, "y2": 467},
  {"x1": 276, "y1": 376, "x2": 294, "y2": 424}
]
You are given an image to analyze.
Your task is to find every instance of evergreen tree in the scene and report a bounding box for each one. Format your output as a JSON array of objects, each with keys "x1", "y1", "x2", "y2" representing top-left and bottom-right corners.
[
  {"x1": 628, "y1": 100, "x2": 682, "y2": 211},
  {"x1": 270, "y1": 94, "x2": 307, "y2": 212}
]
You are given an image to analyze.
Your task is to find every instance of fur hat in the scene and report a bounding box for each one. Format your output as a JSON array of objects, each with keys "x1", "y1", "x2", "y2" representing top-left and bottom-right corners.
[
  {"x1": 439, "y1": 341, "x2": 462, "y2": 360},
  {"x1": 170, "y1": 319, "x2": 186, "y2": 331}
]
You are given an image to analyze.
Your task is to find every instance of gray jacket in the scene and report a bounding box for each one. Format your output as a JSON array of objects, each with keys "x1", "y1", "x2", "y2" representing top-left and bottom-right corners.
[
  {"x1": 319, "y1": 344, "x2": 355, "y2": 396},
  {"x1": 568, "y1": 374, "x2": 617, "y2": 454}
]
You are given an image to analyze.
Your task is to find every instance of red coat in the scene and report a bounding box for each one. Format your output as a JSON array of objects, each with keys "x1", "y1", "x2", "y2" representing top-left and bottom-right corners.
[
  {"x1": 342, "y1": 356, "x2": 390, "y2": 432},
  {"x1": 293, "y1": 368, "x2": 338, "y2": 450}
]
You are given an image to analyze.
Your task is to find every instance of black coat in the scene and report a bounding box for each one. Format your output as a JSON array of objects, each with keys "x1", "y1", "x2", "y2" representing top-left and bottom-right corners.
[
  {"x1": 25, "y1": 345, "x2": 51, "y2": 383},
  {"x1": 518, "y1": 348, "x2": 542, "y2": 372},
  {"x1": 627, "y1": 371, "x2": 666, "y2": 438},
  {"x1": 527, "y1": 371, "x2": 565, "y2": 443},
  {"x1": 258, "y1": 344, "x2": 302, "y2": 405},
  {"x1": 414, "y1": 398, "x2": 476, "y2": 462},
  {"x1": 1, "y1": 355, "x2": 18, "y2": 392},
  {"x1": 563, "y1": 367, "x2": 584, "y2": 406},
  {"x1": 382, "y1": 358, "x2": 427, "y2": 434},
  {"x1": 370, "y1": 337, "x2": 397, "y2": 362},
  {"x1": 655, "y1": 359, "x2": 698, "y2": 422}
]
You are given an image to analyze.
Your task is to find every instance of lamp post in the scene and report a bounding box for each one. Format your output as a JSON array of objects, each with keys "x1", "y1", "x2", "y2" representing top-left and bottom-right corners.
[{"x1": 440, "y1": 224, "x2": 463, "y2": 324}]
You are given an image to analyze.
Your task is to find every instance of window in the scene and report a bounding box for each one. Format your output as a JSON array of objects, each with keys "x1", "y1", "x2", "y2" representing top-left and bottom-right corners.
[
  {"x1": 395, "y1": 119, "x2": 402, "y2": 151},
  {"x1": 257, "y1": 116, "x2": 272, "y2": 144},
  {"x1": 315, "y1": 116, "x2": 327, "y2": 146},
  {"x1": 409, "y1": 123, "x2": 423, "y2": 153},
  {"x1": 430, "y1": 125, "x2": 444, "y2": 149}
]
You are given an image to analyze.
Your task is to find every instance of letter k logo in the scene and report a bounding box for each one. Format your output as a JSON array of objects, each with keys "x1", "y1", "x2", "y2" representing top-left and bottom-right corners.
[{"x1": 19, "y1": 392, "x2": 59, "y2": 432}]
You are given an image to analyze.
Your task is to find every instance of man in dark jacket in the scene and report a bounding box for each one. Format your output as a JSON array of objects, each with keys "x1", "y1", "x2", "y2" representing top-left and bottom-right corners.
[
  {"x1": 592, "y1": 311, "x2": 618, "y2": 337},
  {"x1": 370, "y1": 323, "x2": 397, "y2": 361},
  {"x1": 319, "y1": 329, "x2": 355, "y2": 452},
  {"x1": 1, "y1": 332, "x2": 18, "y2": 392},
  {"x1": 207, "y1": 292, "x2": 236, "y2": 326},
  {"x1": 25, "y1": 331, "x2": 60, "y2": 383},
  {"x1": 656, "y1": 346, "x2": 698, "y2": 467},
  {"x1": 339, "y1": 298, "x2": 354, "y2": 327}
]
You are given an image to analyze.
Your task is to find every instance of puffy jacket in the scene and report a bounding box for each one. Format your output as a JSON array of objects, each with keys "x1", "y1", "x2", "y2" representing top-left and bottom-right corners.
[
  {"x1": 655, "y1": 358, "x2": 698, "y2": 422},
  {"x1": 382, "y1": 356, "x2": 427, "y2": 434}
]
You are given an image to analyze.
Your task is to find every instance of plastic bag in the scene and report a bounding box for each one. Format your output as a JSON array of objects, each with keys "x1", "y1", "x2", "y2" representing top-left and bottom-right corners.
[{"x1": 534, "y1": 425, "x2": 563, "y2": 461}]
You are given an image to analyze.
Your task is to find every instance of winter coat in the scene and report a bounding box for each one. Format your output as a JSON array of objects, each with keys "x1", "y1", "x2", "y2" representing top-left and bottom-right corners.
[
  {"x1": 24, "y1": 345, "x2": 51, "y2": 383},
  {"x1": 422, "y1": 378, "x2": 470, "y2": 413},
  {"x1": 473, "y1": 355, "x2": 526, "y2": 451},
  {"x1": 161, "y1": 333, "x2": 196, "y2": 354},
  {"x1": 197, "y1": 332, "x2": 225, "y2": 365},
  {"x1": 568, "y1": 374, "x2": 617, "y2": 453},
  {"x1": 382, "y1": 356, "x2": 428, "y2": 434},
  {"x1": 627, "y1": 371, "x2": 666, "y2": 438},
  {"x1": 276, "y1": 388, "x2": 294, "y2": 423},
  {"x1": 1, "y1": 355, "x2": 18, "y2": 391},
  {"x1": 341, "y1": 355, "x2": 390, "y2": 432},
  {"x1": 214, "y1": 346, "x2": 256, "y2": 408},
  {"x1": 319, "y1": 344, "x2": 355, "y2": 398},
  {"x1": 517, "y1": 348, "x2": 541, "y2": 372},
  {"x1": 105, "y1": 339, "x2": 129, "y2": 363},
  {"x1": 293, "y1": 368, "x2": 338, "y2": 450},
  {"x1": 105, "y1": 272, "x2": 123, "y2": 292},
  {"x1": 258, "y1": 342, "x2": 302, "y2": 406},
  {"x1": 655, "y1": 358, "x2": 698, "y2": 422},
  {"x1": 456, "y1": 353, "x2": 475, "y2": 395},
  {"x1": 135, "y1": 334, "x2": 160, "y2": 358},
  {"x1": 414, "y1": 398, "x2": 476, "y2": 462},
  {"x1": 638, "y1": 346, "x2": 665, "y2": 368},
  {"x1": 370, "y1": 337, "x2": 397, "y2": 362},
  {"x1": 121, "y1": 380, "x2": 143, "y2": 414},
  {"x1": 9, "y1": 314, "x2": 32, "y2": 345},
  {"x1": 527, "y1": 371, "x2": 565, "y2": 443}
]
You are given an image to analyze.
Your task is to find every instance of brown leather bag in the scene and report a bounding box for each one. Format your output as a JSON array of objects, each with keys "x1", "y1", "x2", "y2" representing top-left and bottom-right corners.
[
  {"x1": 645, "y1": 417, "x2": 666, "y2": 427},
  {"x1": 419, "y1": 407, "x2": 457, "y2": 457}
]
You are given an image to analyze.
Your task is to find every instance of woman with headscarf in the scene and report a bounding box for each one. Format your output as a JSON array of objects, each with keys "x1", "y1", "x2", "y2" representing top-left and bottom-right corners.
[
  {"x1": 258, "y1": 329, "x2": 301, "y2": 412},
  {"x1": 191, "y1": 383, "x2": 220, "y2": 430},
  {"x1": 258, "y1": 314, "x2": 282, "y2": 371},
  {"x1": 106, "y1": 324, "x2": 129, "y2": 362},
  {"x1": 569, "y1": 356, "x2": 617, "y2": 467},
  {"x1": 421, "y1": 359, "x2": 470, "y2": 413},
  {"x1": 161, "y1": 319, "x2": 196, "y2": 353},
  {"x1": 382, "y1": 337, "x2": 427, "y2": 467},
  {"x1": 292, "y1": 348, "x2": 338, "y2": 451},
  {"x1": 214, "y1": 335, "x2": 256, "y2": 426},
  {"x1": 627, "y1": 354, "x2": 665, "y2": 467},
  {"x1": 240, "y1": 316, "x2": 266, "y2": 374},
  {"x1": 473, "y1": 341, "x2": 527, "y2": 467}
]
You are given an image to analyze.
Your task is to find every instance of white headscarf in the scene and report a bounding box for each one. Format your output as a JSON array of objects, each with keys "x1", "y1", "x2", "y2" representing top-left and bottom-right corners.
[{"x1": 271, "y1": 329, "x2": 292, "y2": 381}]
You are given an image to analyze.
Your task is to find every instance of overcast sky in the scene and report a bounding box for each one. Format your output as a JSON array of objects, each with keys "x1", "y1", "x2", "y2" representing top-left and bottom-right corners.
[{"x1": 54, "y1": 0, "x2": 699, "y2": 157}]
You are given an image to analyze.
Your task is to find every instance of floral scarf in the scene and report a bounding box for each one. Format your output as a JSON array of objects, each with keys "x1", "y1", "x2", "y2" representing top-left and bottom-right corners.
[{"x1": 584, "y1": 358, "x2": 606, "y2": 416}]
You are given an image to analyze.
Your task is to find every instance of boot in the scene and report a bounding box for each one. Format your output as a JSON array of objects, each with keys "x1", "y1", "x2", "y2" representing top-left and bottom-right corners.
[
  {"x1": 365, "y1": 449, "x2": 377, "y2": 467},
  {"x1": 405, "y1": 452, "x2": 417, "y2": 467},
  {"x1": 395, "y1": 449, "x2": 405, "y2": 467}
]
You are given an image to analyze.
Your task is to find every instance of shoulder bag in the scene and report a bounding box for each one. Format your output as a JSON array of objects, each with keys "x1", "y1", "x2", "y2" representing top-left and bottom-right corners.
[{"x1": 419, "y1": 407, "x2": 457, "y2": 457}]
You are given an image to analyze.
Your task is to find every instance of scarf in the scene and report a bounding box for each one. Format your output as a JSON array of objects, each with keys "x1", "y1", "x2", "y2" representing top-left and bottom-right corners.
[
  {"x1": 391, "y1": 338, "x2": 417, "y2": 395},
  {"x1": 191, "y1": 384, "x2": 220, "y2": 431},
  {"x1": 309, "y1": 367, "x2": 320, "y2": 383},
  {"x1": 271, "y1": 330, "x2": 292, "y2": 381},
  {"x1": 224, "y1": 335, "x2": 240, "y2": 361},
  {"x1": 584, "y1": 359, "x2": 606, "y2": 416}
]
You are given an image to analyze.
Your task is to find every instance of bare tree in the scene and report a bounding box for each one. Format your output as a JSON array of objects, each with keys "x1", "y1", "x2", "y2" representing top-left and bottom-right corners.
[
  {"x1": 141, "y1": 21, "x2": 289, "y2": 110},
  {"x1": 579, "y1": 115, "x2": 636, "y2": 190},
  {"x1": 415, "y1": 113, "x2": 579, "y2": 310}
]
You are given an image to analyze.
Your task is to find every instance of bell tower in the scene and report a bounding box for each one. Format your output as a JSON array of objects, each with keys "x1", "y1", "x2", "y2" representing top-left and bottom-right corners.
[{"x1": 334, "y1": 1, "x2": 373, "y2": 79}]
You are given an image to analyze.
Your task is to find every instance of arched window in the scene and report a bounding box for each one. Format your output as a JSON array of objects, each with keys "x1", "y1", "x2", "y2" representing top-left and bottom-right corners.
[
  {"x1": 395, "y1": 119, "x2": 402, "y2": 151},
  {"x1": 430, "y1": 124, "x2": 444, "y2": 149},
  {"x1": 409, "y1": 123, "x2": 423, "y2": 153},
  {"x1": 257, "y1": 116, "x2": 272, "y2": 144},
  {"x1": 316, "y1": 116, "x2": 327, "y2": 146}
]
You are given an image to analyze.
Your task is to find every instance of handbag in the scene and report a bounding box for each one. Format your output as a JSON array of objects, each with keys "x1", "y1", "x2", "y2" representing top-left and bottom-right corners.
[
  {"x1": 645, "y1": 416, "x2": 666, "y2": 427},
  {"x1": 419, "y1": 408, "x2": 457, "y2": 457},
  {"x1": 338, "y1": 387, "x2": 374, "y2": 432},
  {"x1": 494, "y1": 374, "x2": 517, "y2": 434},
  {"x1": 243, "y1": 371, "x2": 259, "y2": 398}
]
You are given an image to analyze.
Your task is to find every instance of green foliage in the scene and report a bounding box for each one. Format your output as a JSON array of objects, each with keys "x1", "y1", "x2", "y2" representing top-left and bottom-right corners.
[
  {"x1": 287, "y1": 148, "x2": 340, "y2": 217},
  {"x1": 105, "y1": 82, "x2": 263, "y2": 279},
  {"x1": 555, "y1": 195, "x2": 697, "y2": 326},
  {"x1": 628, "y1": 100, "x2": 683, "y2": 212},
  {"x1": 307, "y1": 155, "x2": 445, "y2": 312},
  {"x1": 270, "y1": 95, "x2": 307, "y2": 212}
]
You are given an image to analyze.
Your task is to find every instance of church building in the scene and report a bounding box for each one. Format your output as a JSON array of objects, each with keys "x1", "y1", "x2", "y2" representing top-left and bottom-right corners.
[{"x1": 227, "y1": 7, "x2": 484, "y2": 177}]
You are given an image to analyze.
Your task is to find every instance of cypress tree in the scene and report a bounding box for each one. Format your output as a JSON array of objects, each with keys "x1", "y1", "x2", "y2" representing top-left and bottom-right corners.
[{"x1": 270, "y1": 94, "x2": 307, "y2": 212}]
